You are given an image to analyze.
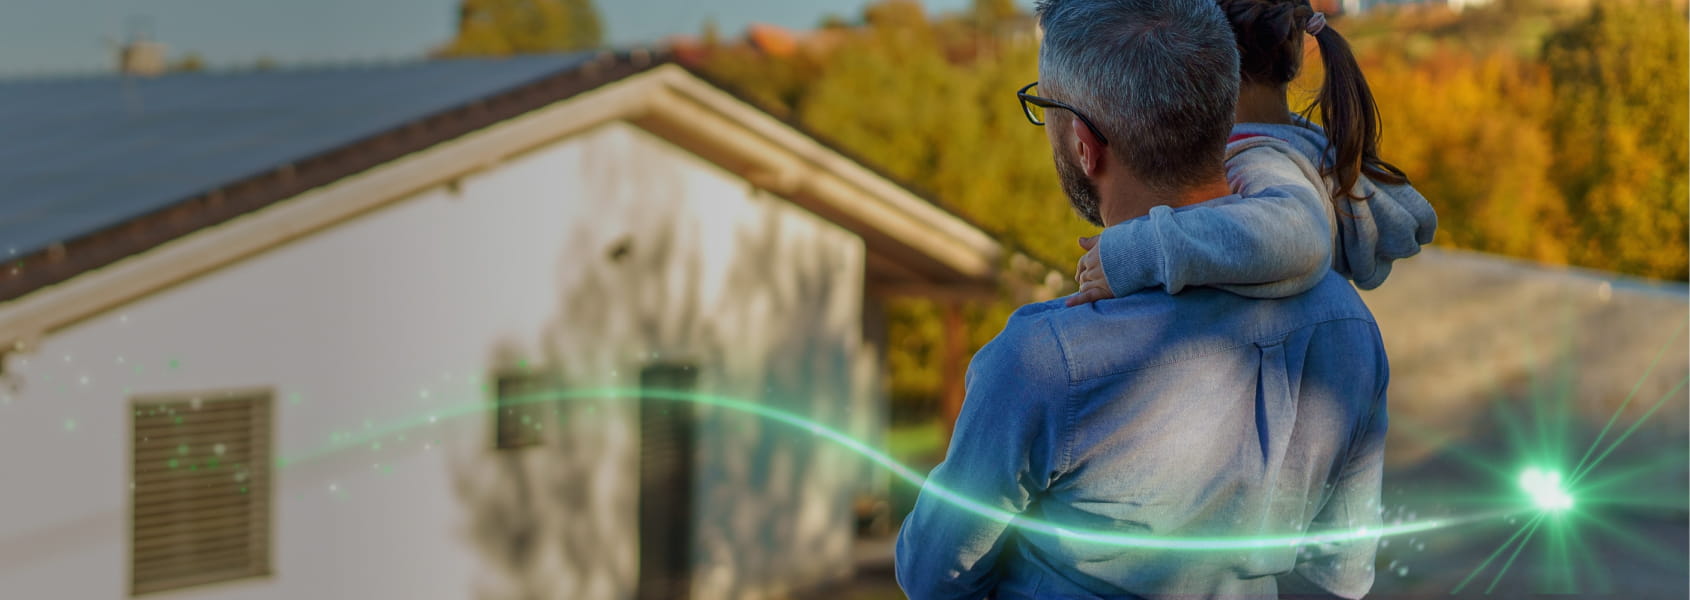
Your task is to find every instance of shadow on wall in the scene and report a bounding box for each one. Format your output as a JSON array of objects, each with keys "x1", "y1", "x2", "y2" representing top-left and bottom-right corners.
[
  {"x1": 695, "y1": 205, "x2": 863, "y2": 597},
  {"x1": 447, "y1": 134, "x2": 869, "y2": 598}
]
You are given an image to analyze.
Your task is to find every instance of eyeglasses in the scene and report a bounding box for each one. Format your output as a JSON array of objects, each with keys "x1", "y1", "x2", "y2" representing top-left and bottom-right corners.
[{"x1": 1017, "y1": 81, "x2": 1110, "y2": 146}]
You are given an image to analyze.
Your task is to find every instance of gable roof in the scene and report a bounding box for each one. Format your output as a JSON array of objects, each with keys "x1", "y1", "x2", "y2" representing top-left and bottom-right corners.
[{"x1": 0, "y1": 51, "x2": 1004, "y2": 348}]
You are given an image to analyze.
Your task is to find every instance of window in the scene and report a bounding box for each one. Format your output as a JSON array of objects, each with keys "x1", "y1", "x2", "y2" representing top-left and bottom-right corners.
[
  {"x1": 130, "y1": 389, "x2": 272, "y2": 595},
  {"x1": 493, "y1": 371, "x2": 556, "y2": 449}
]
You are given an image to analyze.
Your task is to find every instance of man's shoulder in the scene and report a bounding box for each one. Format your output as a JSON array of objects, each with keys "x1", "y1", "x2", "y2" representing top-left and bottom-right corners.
[
  {"x1": 970, "y1": 299, "x2": 1072, "y2": 384},
  {"x1": 985, "y1": 298, "x2": 1071, "y2": 363}
]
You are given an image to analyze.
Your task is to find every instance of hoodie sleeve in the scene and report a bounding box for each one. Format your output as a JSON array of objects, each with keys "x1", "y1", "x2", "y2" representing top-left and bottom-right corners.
[
  {"x1": 1268, "y1": 113, "x2": 1438, "y2": 290},
  {"x1": 1096, "y1": 136, "x2": 1335, "y2": 299},
  {"x1": 1332, "y1": 176, "x2": 1438, "y2": 290}
]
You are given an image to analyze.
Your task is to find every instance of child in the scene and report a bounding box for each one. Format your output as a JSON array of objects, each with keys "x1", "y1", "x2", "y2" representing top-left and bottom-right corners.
[{"x1": 1067, "y1": 0, "x2": 1437, "y2": 305}]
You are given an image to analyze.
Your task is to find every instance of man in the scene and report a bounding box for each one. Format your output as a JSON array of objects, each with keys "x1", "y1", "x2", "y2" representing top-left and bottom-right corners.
[{"x1": 894, "y1": 0, "x2": 1389, "y2": 598}]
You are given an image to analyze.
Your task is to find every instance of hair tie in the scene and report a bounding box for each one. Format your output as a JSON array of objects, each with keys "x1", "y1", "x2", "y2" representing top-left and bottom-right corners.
[{"x1": 1305, "y1": 12, "x2": 1327, "y2": 36}]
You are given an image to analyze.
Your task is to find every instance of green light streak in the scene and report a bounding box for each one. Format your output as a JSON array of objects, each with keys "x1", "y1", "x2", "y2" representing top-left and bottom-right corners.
[
  {"x1": 276, "y1": 386, "x2": 1510, "y2": 552},
  {"x1": 1569, "y1": 373, "x2": 1690, "y2": 485},
  {"x1": 1543, "y1": 510, "x2": 1572, "y2": 593},
  {"x1": 1566, "y1": 316, "x2": 1687, "y2": 479},
  {"x1": 1577, "y1": 510, "x2": 1689, "y2": 573},
  {"x1": 1561, "y1": 515, "x2": 1610, "y2": 594},
  {"x1": 1451, "y1": 513, "x2": 1544, "y2": 595},
  {"x1": 1484, "y1": 516, "x2": 1545, "y2": 594},
  {"x1": 1574, "y1": 449, "x2": 1689, "y2": 496}
]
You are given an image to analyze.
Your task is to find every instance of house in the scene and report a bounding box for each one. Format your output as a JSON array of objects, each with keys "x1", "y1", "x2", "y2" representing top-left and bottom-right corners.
[{"x1": 0, "y1": 52, "x2": 1003, "y2": 598}]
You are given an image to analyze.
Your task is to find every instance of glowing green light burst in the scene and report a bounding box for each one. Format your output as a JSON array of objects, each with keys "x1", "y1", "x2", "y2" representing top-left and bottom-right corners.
[
  {"x1": 1397, "y1": 313, "x2": 1690, "y2": 596},
  {"x1": 1518, "y1": 468, "x2": 1574, "y2": 511}
]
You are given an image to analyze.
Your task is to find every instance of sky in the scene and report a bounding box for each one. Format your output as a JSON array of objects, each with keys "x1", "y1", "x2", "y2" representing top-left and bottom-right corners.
[{"x1": 0, "y1": 0, "x2": 1005, "y2": 76}]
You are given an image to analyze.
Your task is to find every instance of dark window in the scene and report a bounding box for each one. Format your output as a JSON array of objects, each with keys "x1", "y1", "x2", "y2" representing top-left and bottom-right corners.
[
  {"x1": 636, "y1": 364, "x2": 698, "y2": 600},
  {"x1": 494, "y1": 371, "x2": 556, "y2": 449},
  {"x1": 131, "y1": 389, "x2": 272, "y2": 595}
]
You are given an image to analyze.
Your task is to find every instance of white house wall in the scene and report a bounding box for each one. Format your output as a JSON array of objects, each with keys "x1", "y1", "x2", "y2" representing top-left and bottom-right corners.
[{"x1": 0, "y1": 121, "x2": 873, "y2": 600}]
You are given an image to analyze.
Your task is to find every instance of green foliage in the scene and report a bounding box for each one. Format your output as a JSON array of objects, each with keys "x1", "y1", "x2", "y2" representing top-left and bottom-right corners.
[{"x1": 441, "y1": 0, "x2": 604, "y2": 56}]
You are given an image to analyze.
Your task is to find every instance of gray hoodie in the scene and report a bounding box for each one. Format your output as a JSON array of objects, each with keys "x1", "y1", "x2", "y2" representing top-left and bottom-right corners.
[{"x1": 1097, "y1": 117, "x2": 1438, "y2": 298}]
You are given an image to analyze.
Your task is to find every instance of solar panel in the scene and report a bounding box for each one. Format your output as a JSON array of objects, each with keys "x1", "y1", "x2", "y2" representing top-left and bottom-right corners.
[{"x1": 0, "y1": 53, "x2": 596, "y2": 257}]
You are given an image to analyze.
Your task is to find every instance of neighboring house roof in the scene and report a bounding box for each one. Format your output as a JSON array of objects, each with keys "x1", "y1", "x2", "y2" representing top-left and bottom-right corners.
[{"x1": 0, "y1": 51, "x2": 1004, "y2": 348}]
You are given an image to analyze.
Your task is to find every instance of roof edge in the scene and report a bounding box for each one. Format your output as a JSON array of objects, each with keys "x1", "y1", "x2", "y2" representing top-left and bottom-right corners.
[
  {"x1": 0, "y1": 51, "x2": 1006, "y2": 350},
  {"x1": 0, "y1": 51, "x2": 666, "y2": 305}
]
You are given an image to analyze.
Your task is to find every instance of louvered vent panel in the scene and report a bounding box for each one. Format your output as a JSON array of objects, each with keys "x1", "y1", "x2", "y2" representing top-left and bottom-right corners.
[{"x1": 131, "y1": 391, "x2": 271, "y2": 595}]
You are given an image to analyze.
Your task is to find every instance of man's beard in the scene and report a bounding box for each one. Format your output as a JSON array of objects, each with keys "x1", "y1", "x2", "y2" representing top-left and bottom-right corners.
[{"x1": 1055, "y1": 149, "x2": 1104, "y2": 227}]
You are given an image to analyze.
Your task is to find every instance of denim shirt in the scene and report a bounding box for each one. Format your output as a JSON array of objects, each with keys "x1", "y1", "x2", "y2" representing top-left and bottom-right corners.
[{"x1": 894, "y1": 259, "x2": 1390, "y2": 600}]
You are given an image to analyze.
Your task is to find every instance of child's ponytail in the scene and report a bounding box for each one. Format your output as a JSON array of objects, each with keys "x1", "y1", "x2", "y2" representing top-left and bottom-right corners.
[{"x1": 1305, "y1": 14, "x2": 1409, "y2": 199}]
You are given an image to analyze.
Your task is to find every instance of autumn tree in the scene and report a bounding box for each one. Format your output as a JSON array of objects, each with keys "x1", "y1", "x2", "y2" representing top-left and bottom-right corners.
[
  {"x1": 168, "y1": 52, "x2": 206, "y2": 73},
  {"x1": 441, "y1": 0, "x2": 604, "y2": 56},
  {"x1": 1542, "y1": 0, "x2": 1689, "y2": 279},
  {"x1": 1359, "y1": 49, "x2": 1573, "y2": 264}
]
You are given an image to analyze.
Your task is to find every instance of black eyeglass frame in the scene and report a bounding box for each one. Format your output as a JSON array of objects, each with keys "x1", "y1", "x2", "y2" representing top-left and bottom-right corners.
[{"x1": 1017, "y1": 81, "x2": 1110, "y2": 146}]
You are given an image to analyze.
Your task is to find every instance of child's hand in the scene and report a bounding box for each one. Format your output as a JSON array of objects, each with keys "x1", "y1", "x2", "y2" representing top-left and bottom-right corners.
[{"x1": 1066, "y1": 235, "x2": 1116, "y2": 306}]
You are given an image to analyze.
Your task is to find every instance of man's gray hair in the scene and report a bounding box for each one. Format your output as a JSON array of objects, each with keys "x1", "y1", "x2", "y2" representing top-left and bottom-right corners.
[{"x1": 1036, "y1": 0, "x2": 1240, "y2": 190}]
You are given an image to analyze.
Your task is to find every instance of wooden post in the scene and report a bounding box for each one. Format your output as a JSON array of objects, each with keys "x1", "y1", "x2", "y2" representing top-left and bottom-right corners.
[{"x1": 940, "y1": 300, "x2": 967, "y2": 444}]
